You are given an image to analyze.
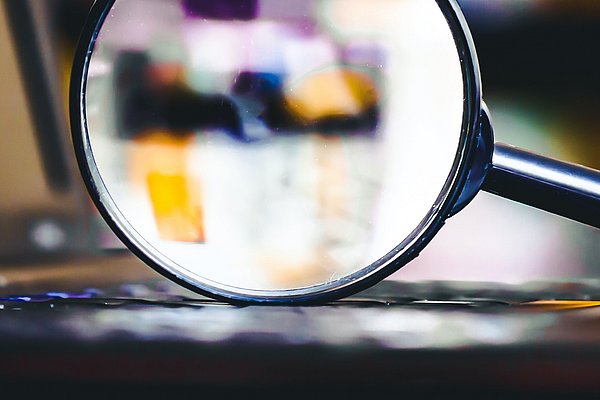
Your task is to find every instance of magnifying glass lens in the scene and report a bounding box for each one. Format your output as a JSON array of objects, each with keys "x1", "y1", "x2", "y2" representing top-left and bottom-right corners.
[{"x1": 82, "y1": 0, "x2": 464, "y2": 299}]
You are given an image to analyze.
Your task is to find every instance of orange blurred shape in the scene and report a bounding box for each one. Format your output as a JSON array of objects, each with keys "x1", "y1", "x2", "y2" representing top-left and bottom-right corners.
[
  {"x1": 131, "y1": 131, "x2": 205, "y2": 243},
  {"x1": 285, "y1": 67, "x2": 378, "y2": 122},
  {"x1": 147, "y1": 172, "x2": 206, "y2": 243}
]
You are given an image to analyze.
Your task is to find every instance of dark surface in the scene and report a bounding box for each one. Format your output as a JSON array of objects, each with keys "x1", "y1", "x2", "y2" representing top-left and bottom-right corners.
[{"x1": 3, "y1": 280, "x2": 600, "y2": 398}]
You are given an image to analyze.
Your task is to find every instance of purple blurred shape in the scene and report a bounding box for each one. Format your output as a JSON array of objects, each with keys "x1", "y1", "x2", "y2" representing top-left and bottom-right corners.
[{"x1": 182, "y1": 0, "x2": 258, "y2": 21}]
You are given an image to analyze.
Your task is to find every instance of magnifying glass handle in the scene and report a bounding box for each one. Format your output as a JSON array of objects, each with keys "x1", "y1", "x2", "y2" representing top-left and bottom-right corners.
[{"x1": 482, "y1": 143, "x2": 600, "y2": 228}]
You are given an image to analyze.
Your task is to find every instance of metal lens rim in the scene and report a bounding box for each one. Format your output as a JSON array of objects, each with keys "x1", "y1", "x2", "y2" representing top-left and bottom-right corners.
[{"x1": 70, "y1": 0, "x2": 482, "y2": 304}]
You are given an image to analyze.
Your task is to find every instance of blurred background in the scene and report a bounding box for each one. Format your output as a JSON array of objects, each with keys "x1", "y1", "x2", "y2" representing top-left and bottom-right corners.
[{"x1": 0, "y1": 0, "x2": 598, "y2": 297}]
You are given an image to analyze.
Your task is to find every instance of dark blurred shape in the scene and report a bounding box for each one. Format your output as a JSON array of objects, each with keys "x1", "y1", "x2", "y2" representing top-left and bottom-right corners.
[
  {"x1": 4, "y1": 0, "x2": 71, "y2": 192},
  {"x1": 115, "y1": 54, "x2": 380, "y2": 142},
  {"x1": 54, "y1": 0, "x2": 95, "y2": 45},
  {"x1": 114, "y1": 52, "x2": 244, "y2": 141},
  {"x1": 460, "y1": 3, "x2": 600, "y2": 100},
  {"x1": 459, "y1": 0, "x2": 600, "y2": 171},
  {"x1": 158, "y1": 86, "x2": 243, "y2": 139},
  {"x1": 182, "y1": 0, "x2": 258, "y2": 21},
  {"x1": 231, "y1": 71, "x2": 293, "y2": 132},
  {"x1": 232, "y1": 70, "x2": 380, "y2": 136},
  {"x1": 477, "y1": 17, "x2": 600, "y2": 99},
  {"x1": 303, "y1": 105, "x2": 379, "y2": 136}
]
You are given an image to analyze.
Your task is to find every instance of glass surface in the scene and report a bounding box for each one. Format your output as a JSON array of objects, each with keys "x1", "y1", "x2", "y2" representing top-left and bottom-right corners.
[{"x1": 84, "y1": 0, "x2": 464, "y2": 293}]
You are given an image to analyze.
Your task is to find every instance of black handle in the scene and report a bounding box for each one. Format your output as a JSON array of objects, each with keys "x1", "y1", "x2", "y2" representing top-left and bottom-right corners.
[{"x1": 482, "y1": 143, "x2": 600, "y2": 228}]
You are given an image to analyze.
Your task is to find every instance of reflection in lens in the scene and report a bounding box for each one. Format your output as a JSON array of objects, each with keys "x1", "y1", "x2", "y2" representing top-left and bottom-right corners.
[{"x1": 84, "y1": 0, "x2": 464, "y2": 293}]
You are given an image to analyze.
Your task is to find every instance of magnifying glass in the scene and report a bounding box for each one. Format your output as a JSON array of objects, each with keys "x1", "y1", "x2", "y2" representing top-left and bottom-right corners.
[{"x1": 71, "y1": 0, "x2": 600, "y2": 304}]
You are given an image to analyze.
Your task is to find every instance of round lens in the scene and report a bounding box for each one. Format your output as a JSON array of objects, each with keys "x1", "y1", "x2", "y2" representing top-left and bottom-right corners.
[{"x1": 78, "y1": 0, "x2": 467, "y2": 301}]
